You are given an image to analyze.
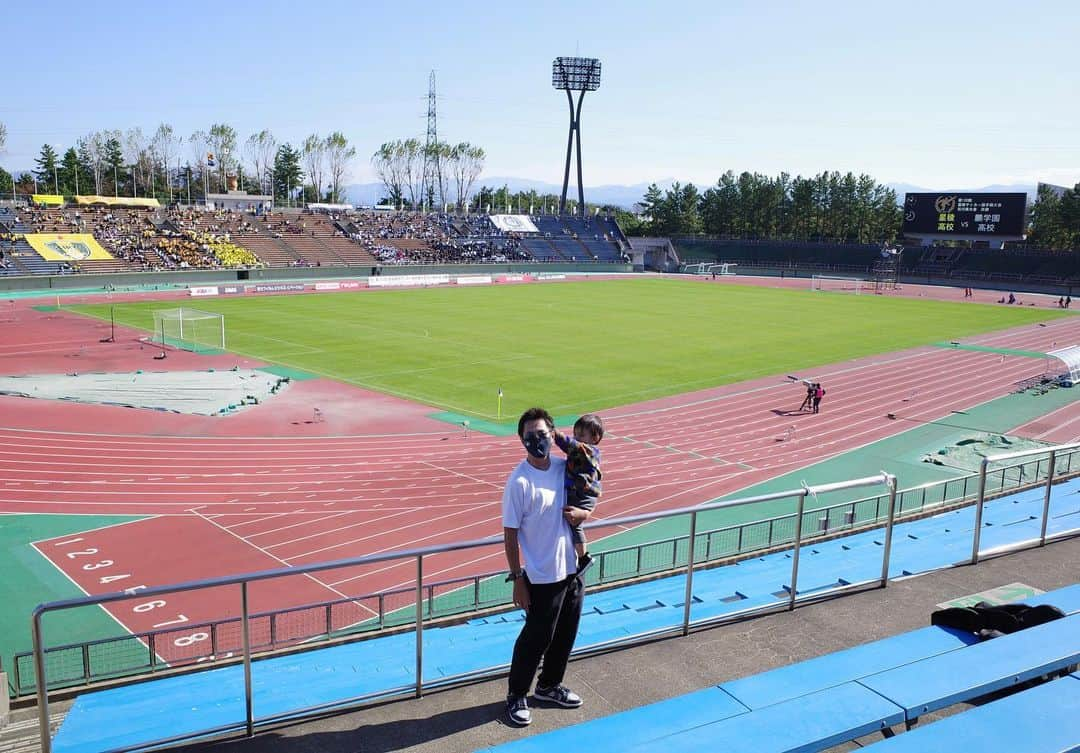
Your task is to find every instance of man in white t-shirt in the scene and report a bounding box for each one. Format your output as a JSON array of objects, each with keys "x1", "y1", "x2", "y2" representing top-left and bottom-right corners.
[{"x1": 502, "y1": 407, "x2": 588, "y2": 727}]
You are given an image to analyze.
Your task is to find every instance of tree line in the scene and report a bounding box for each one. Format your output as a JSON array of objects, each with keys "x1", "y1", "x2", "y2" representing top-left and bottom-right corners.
[
  {"x1": 0, "y1": 122, "x2": 360, "y2": 205},
  {"x1": 1028, "y1": 183, "x2": 1080, "y2": 250},
  {"x1": 371, "y1": 139, "x2": 485, "y2": 210},
  {"x1": 625, "y1": 171, "x2": 903, "y2": 243}
]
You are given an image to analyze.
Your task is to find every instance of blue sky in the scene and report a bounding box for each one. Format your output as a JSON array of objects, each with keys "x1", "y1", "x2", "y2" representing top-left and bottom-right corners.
[{"x1": 2, "y1": 0, "x2": 1078, "y2": 190}]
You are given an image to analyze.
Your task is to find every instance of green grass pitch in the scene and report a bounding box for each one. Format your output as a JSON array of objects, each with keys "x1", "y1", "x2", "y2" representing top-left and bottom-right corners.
[{"x1": 70, "y1": 278, "x2": 1068, "y2": 420}]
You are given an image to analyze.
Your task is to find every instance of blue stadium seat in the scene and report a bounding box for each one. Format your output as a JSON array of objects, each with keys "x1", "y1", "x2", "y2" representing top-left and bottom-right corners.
[
  {"x1": 858, "y1": 612, "x2": 1080, "y2": 725},
  {"x1": 857, "y1": 674, "x2": 1080, "y2": 752}
]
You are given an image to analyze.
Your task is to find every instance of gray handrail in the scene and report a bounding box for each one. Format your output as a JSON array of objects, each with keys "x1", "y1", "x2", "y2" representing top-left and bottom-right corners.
[
  {"x1": 970, "y1": 441, "x2": 1080, "y2": 563},
  {"x1": 32, "y1": 472, "x2": 893, "y2": 751}
]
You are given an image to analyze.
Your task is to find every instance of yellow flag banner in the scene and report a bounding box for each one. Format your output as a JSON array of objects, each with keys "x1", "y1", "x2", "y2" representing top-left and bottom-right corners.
[
  {"x1": 25, "y1": 234, "x2": 114, "y2": 262},
  {"x1": 31, "y1": 194, "x2": 65, "y2": 207},
  {"x1": 73, "y1": 195, "x2": 161, "y2": 208}
]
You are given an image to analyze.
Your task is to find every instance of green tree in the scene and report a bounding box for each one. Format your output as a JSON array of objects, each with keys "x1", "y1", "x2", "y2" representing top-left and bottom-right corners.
[
  {"x1": 272, "y1": 143, "x2": 304, "y2": 206},
  {"x1": 324, "y1": 131, "x2": 356, "y2": 204},
  {"x1": 103, "y1": 136, "x2": 125, "y2": 196},
  {"x1": 34, "y1": 144, "x2": 61, "y2": 193},
  {"x1": 60, "y1": 147, "x2": 78, "y2": 195},
  {"x1": 636, "y1": 183, "x2": 664, "y2": 228},
  {"x1": 1058, "y1": 184, "x2": 1080, "y2": 249},
  {"x1": 208, "y1": 123, "x2": 237, "y2": 192}
]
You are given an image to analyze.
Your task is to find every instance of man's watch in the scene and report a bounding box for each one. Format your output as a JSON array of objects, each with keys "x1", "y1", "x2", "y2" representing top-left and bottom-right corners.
[{"x1": 505, "y1": 569, "x2": 524, "y2": 582}]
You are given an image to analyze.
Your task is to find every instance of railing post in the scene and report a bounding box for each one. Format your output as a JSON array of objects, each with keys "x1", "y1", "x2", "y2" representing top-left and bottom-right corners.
[
  {"x1": 681, "y1": 512, "x2": 698, "y2": 636},
  {"x1": 241, "y1": 582, "x2": 254, "y2": 738},
  {"x1": 1040, "y1": 450, "x2": 1056, "y2": 546},
  {"x1": 879, "y1": 473, "x2": 898, "y2": 586},
  {"x1": 415, "y1": 554, "x2": 424, "y2": 698},
  {"x1": 971, "y1": 459, "x2": 989, "y2": 564},
  {"x1": 34, "y1": 611, "x2": 51, "y2": 753},
  {"x1": 82, "y1": 643, "x2": 90, "y2": 684},
  {"x1": 788, "y1": 490, "x2": 808, "y2": 610}
]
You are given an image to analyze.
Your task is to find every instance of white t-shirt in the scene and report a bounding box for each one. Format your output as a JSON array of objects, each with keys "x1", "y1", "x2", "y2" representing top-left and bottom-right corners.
[{"x1": 502, "y1": 456, "x2": 576, "y2": 584}]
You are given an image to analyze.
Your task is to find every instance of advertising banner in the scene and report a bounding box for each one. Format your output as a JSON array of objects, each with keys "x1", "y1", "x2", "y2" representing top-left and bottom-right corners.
[
  {"x1": 247, "y1": 283, "x2": 307, "y2": 294},
  {"x1": 73, "y1": 195, "x2": 162, "y2": 209},
  {"x1": 368, "y1": 275, "x2": 450, "y2": 288},
  {"x1": 456, "y1": 275, "x2": 493, "y2": 285},
  {"x1": 188, "y1": 286, "x2": 220, "y2": 297}
]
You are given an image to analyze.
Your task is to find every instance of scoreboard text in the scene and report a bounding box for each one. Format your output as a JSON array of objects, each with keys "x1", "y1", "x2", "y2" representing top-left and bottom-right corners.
[{"x1": 901, "y1": 193, "x2": 1026, "y2": 237}]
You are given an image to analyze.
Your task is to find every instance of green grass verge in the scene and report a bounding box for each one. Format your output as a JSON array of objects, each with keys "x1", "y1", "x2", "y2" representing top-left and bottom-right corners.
[
  {"x1": 0, "y1": 514, "x2": 146, "y2": 694},
  {"x1": 67, "y1": 278, "x2": 1068, "y2": 422}
]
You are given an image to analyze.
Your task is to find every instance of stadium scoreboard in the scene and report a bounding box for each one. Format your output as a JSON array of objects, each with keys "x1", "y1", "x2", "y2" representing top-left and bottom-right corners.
[{"x1": 902, "y1": 192, "x2": 1026, "y2": 237}]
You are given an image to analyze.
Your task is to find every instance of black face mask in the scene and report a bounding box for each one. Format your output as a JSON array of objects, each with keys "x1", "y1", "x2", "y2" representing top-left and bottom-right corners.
[{"x1": 522, "y1": 433, "x2": 552, "y2": 460}]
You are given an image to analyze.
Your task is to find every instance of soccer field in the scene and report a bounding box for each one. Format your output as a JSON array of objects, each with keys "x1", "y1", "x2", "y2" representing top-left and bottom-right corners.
[{"x1": 70, "y1": 278, "x2": 1068, "y2": 419}]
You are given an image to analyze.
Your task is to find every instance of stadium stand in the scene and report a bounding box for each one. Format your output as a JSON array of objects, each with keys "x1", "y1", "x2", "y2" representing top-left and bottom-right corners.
[
  {"x1": 0, "y1": 208, "x2": 72, "y2": 275},
  {"x1": 1, "y1": 201, "x2": 636, "y2": 274}
]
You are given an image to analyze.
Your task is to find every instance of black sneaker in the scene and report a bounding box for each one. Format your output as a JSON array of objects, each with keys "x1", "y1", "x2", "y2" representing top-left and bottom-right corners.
[
  {"x1": 506, "y1": 694, "x2": 531, "y2": 726},
  {"x1": 534, "y1": 684, "x2": 583, "y2": 708}
]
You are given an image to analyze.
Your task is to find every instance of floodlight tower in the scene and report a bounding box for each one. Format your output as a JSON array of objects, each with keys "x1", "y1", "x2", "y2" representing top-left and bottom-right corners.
[{"x1": 552, "y1": 57, "x2": 601, "y2": 217}]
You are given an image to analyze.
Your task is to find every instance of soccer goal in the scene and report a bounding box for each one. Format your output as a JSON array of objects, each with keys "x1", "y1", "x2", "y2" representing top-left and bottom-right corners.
[
  {"x1": 810, "y1": 275, "x2": 867, "y2": 294},
  {"x1": 152, "y1": 308, "x2": 226, "y2": 353},
  {"x1": 688, "y1": 262, "x2": 738, "y2": 276}
]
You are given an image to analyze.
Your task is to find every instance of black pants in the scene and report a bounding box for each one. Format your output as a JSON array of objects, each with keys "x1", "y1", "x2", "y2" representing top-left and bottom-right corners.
[{"x1": 507, "y1": 574, "x2": 584, "y2": 697}]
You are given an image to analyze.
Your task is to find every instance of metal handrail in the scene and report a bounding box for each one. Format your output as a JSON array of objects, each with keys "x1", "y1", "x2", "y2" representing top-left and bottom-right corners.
[
  {"x1": 30, "y1": 442, "x2": 1080, "y2": 752},
  {"x1": 16, "y1": 449, "x2": 1077, "y2": 698},
  {"x1": 970, "y1": 441, "x2": 1080, "y2": 563},
  {"x1": 32, "y1": 473, "x2": 893, "y2": 752}
]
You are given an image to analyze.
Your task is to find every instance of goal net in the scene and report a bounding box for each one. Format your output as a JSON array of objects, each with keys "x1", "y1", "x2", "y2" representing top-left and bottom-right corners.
[
  {"x1": 810, "y1": 275, "x2": 867, "y2": 294},
  {"x1": 688, "y1": 262, "x2": 738, "y2": 276},
  {"x1": 152, "y1": 308, "x2": 226, "y2": 353}
]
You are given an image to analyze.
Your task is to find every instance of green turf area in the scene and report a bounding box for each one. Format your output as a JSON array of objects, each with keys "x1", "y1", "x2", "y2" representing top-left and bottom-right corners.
[
  {"x1": 0, "y1": 514, "x2": 146, "y2": 694},
  {"x1": 67, "y1": 279, "x2": 1069, "y2": 421}
]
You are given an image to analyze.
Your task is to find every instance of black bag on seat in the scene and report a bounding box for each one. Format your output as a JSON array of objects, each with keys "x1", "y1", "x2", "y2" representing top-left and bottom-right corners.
[{"x1": 931, "y1": 601, "x2": 1065, "y2": 640}]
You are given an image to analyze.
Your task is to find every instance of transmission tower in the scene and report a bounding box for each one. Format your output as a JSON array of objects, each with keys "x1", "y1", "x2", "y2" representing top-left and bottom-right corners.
[{"x1": 421, "y1": 71, "x2": 441, "y2": 211}]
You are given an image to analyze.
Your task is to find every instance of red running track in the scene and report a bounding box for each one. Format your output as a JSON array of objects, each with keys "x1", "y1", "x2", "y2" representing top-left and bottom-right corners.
[{"x1": 3, "y1": 292, "x2": 1080, "y2": 653}]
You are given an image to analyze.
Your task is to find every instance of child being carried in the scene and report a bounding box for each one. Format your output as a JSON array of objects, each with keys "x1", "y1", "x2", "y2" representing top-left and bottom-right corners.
[{"x1": 554, "y1": 413, "x2": 605, "y2": 575}]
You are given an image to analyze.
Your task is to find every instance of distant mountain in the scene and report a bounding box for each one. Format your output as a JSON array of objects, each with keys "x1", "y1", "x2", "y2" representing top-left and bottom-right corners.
[
  {"x1": 343, "y1": 177, "x2": 675, "y2": 210},
  {"x1": 343, "y1": 178, "x2": 1040, "y2": 210},
  {"x1": 885, "y1": 182, "x2": 1037, "y2": 201}
]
